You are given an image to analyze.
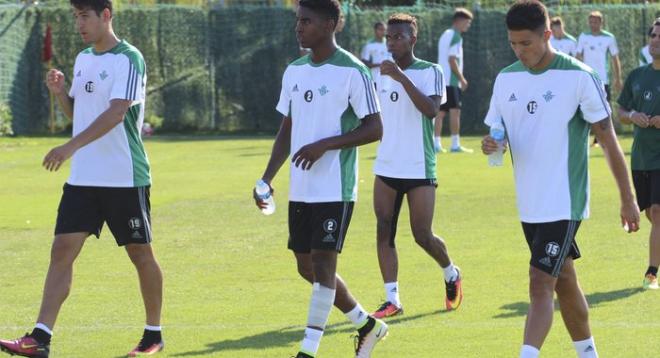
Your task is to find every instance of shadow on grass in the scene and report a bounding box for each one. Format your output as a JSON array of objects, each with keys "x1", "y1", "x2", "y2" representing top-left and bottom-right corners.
[
  {"x1": 494, "y1": 287, "x2": 644, "y2": 319},
  {"x1": 171, "y1": 310, "x2": 442, "y2": 356}
]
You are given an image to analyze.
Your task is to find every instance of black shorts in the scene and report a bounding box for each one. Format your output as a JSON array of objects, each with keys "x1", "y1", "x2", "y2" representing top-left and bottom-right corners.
[
  {"x1": 522, "y1": 220, "x2": 581, "y2": 277},
  {"x1": 55, "y1": 184, "x2": 153, "y2": 246},
  {"x1": 632, "y1": 170, "x2": 660, "y2": 211},
  {"x1": 377, "y1": 175, "x2": 437, "y2": 248},
  {"x1": 288, "y1": 201, "x2": 354, "y2": 253},
  {"x1": 604, "y1": 84, "x2": 611, "y2": 102},
  {"x1": 439, "y1": 86, "x2": 461, "y2": 111}
]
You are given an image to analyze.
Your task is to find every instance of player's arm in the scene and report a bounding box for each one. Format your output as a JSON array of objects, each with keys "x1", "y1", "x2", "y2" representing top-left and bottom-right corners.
[
  {"x1": 43, "y1": 99, "x2": 131, "y2": 171},
  {"x1": 45, "y1": 69, "x2": 74, "y2": 119},
  {"x1": 612, "y1": 54, "x2": 623, "y2": 90},
  {"x1": 619, "y1": 107, "x2": 650, "y2": 127},
  {"x1": 261, "y1": 116, "x2": 291, "y2": 184},
  {"x1": 449, "y1": 56, "x2": 467, "y2": 90},
  {"x1": 592, "y1": 117, "x2": 640, "y2": 232},
  {"x1": 292, "y1": 113, "x2": 382, "y2": 170}
]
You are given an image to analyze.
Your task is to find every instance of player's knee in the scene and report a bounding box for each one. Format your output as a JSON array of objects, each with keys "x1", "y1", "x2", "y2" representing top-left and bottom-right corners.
[
  {"x1": 126, "y1": 245, "x2": 156, "y2": 268},
  {"x1": 648, "y1": 205, "x2": 660, "y2": 224},
  {"x1": 528, "y1": 269, "x2": 555, "y2": 297},
  {"x1": 49, "y1": 238, "x2": 79, "y2": 266},
  {"x1": 412, "y1": 227, "x2": 433, "y2": 247}
]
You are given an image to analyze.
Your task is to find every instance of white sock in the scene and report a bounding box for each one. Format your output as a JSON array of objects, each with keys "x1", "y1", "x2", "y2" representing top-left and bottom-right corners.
[
  {"x1": 573, "y1": 337, "x2": 598, "y2": 358},
  {"x1": 442, "y1": 263, "x2": 459, "y2": 282},
  {"x1": 520, "y1": 345, "x2": 540, "y2": 358},
  {"x1": 434, "y1": 136, "x2": 442, "y2": 149},
  {"x1": 307, "y1": 283, "x2": 335, "y2": 328},
  {"x1": 34, "y1": 323, "x2": 52, "y2": 336},
  {"x1": 345, "y1": 303, "x2": 369, "y2": 329},
  {"x1": 451, "y1": 134, "x2": 460, "y2": 149},
  {"x1": 145, "y1": 325, "x2": 161, "y2": 332},
  {"x1": 384, "y1": 282, "x2": 401, "y2": 307},
  {"x1": 300, "y1": 327, "x2": 323, "y2": 356}
]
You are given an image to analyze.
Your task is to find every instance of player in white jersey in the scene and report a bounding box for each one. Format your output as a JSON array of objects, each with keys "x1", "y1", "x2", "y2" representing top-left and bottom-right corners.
[
  {"x1": 481, "y1": 2, "x2": 639, "y2": 358},
  {"x1": 254, "y1": 1, "x2": 387, "y2": 357},
  {"x1": 369, "y1": 13, "x2": 463, "y2": 319},
  {"x1": 639, "y1": 26, "x2": 654, "y2": 66},
  {"x1": 434, "y1": 8, "x2": 473, "y2": 153},
  {"x1": 550, "y1": 16, "x2": 577, "y2": 57},
  {"x1": 576, "y1": 11, "x2": 622, "y2": 98},
  {"x1": 361, "y1": 21, "x2": 388, "y2": 81},
  {"x1": 0, "y1": 1, "x2": 164, "y2": 357}
]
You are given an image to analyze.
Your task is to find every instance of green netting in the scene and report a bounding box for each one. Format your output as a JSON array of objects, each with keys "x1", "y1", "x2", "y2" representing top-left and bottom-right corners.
[{"x1": 1, "y1": 3, "x2": 658, "y2": 134}]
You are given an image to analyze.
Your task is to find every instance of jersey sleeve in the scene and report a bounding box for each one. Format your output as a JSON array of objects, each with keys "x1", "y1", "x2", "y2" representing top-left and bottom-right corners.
[
  {"x1": 578, "y1": 71, "x2": 611, "y2": 123},
  {"x1": 483, "y1": 77, "x2": 502, "y2": 127},
  {"x1": 275, "y1": 68, "x2": 291, "y2": 117},
  {"x1": 110, "y1": 54, "x2": 146, "y2": 103},
  {"x1": 448, "y1": 32, "x2": 461, "y2": 57},
  {"x1": 349, "y1": 68, "x2": 380, "y2": 119},
  {"x1": 360, "y1": 44, "x2": 370, "y2": 62},
  {"x1": 575, "y1": 34, "x2": 585, "y2": 55},
  {"x1": 608, "y1": 36, "x2": 619, "y2": 56},
  {"x1": 617, "y1": 71, "x2": 635, "y2": 110},
  {"x1": 639, "y1": 48, "x2": 648, "y2": 66},
  {"x1": 420, "y1": 65, "x2": 446, "y2": 102}
]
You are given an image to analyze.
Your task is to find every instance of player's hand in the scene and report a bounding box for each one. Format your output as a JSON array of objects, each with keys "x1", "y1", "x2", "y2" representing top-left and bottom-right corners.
[
  {"x1": 380, "y1": 60, "x2": 405, "y2": 83},
  {"x1": 481, "y1": 135, "x2": 507, "y2": 155},
  {"x1": 630, "y1": 111, "x2": 650, "y2": 128},
  {"x1": 46, "y1": 69, "x2": 67, "y2": 95},
  {"x1": 253, "y1": 182, "x2": 274, "y2": 210},
  {"x1": 621, "y1": 199, "x2": 640, "y2": 233},
  {"x1": 292, "y1": 140, "x2": 328, "y2": 170},
  {"x1": 649, "y1": 115, "x2": 660, "y2": 129},
  {"x1": 42, "y1": 142, "x2": 76, "y2": 171},
  {"x1": 459, "y1": 78, "x2": 469, "y2": 91}
]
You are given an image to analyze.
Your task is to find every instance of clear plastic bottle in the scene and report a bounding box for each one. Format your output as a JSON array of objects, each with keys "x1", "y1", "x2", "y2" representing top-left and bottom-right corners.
[
  {"x1": 380, "y1": 52, "x2": 395, "y2": 91},
  {"x1": 255, "y1": 179, "x2": 275, "y2": 215},
  {"x1": 488, "y1": 121, "x2": 506, "y2": 167}
]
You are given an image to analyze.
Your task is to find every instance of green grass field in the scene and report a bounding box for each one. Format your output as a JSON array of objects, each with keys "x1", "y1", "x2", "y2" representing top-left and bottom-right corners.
[{"x1": 0, "y1": 135, "x2": 657, "y2": 357}]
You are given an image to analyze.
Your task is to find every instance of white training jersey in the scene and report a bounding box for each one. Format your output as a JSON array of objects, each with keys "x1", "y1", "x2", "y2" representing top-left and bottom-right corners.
[
  {"x1": 437, "y1": 27, "x2": 463, "y2": 87},
  {"x1": 374, "y1": 59, "x2": 445, "y2": 179},
  {"x1": 360, "y1": 39, "x2": 389, "y2": 79},
  {"x1": 484, "y1": 53, "x2": 611, "y2": 223},
  {"x1": 276, "y1": 48, "x2": 380, "y2": 203},
  {"x1": 576, "y1": 31, "x2": 619, "y2": 84},
  {"x1": 68, "y1": 40, "x2": 150, "y2": 187},
  {"x1": 639, "y1": 45, "x2": 652, "y2": 66},
  {"x1": 550, "y1": 34, "x2": 577, "y2": 57}
]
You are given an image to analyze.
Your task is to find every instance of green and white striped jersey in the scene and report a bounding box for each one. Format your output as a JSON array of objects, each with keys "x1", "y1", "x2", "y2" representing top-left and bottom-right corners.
[
  {"x1": 484, "y1": 53, "x2": 611, "y2": 223},
  {"x1": 276, "y1": 48, "x2": 380, "y2": 203},
  {"x1": 68, "y1": 40, "x2": 150, "y2": 187},
  {"x1": 576, "y1": 31, "x2": 619, "y2": 85},
  {"x1": 374, "y1": 59, "x2": 445, "y2": 179},
  {"x1": 437, "y1": 28, "x2": 463, "y2": 87}
]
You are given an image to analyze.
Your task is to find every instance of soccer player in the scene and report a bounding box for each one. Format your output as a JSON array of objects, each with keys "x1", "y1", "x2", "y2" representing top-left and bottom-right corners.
[
  {"x1": 618, "y1": 18, "x2": 660, "y2": 290},
  {"x1": 370, "y1": 13, "x2": 463, "y2": 319},
  {"x1": 254, "y1": 1, "x2": 387, "y2": 357},
  {"x1": 639, "y1": 26, "x2": 653, "y2": 66},
  {"x1": 434, "y1": 8, "x2": 473, "y2": 153},
  {"x1": 361, "y1": 22, "x2": 389, "y2": 81},
  {"x1": 481, "y1": 2, "x2": 640, "y2": 357},
  {"x1": 550, "y1": 16, "x2": 577, "y2": 57},
  {"x1": 0, "y1": 1, "x2": 164, "y2": 357}
]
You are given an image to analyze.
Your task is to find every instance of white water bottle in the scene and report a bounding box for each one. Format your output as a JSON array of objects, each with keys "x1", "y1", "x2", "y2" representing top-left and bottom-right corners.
[
  {"x1": 255, "y1": 179, "x2": 275, "y2": 215},
  {"x1": 488, "y1": 121, "x2": 506, "y2": 167},
  {"x1": 380, "y1": 52, "x2": 395, "y2": 91}
]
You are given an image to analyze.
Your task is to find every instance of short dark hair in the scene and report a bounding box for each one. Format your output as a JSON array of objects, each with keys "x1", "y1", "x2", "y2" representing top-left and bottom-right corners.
[
  {"x1": 506, "y1": 0, "x2": 549, "y2": 33},
  {"x1": 298, "y1": 0, "x2": 341, "y2": 30},
  {"x1": 550, "y1": 16, "x2": 563, "y2": 27},
  {"x1": 70, "y1": 0, "x2": 112, "y2": 16},
  {"x1": 374, "y1": 21, "x2": 385, "y2": 30},
  {"x1": 388, "y1": 13, "x2": 418, "y2": 36},
  {"x1": 453, "y1": 8, "x2": 473, "y2": 21}
]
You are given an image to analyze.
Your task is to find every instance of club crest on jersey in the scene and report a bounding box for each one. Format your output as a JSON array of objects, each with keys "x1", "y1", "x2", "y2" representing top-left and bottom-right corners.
[
  {"x1": 304, "y1": 90, "x2": 313, "y2": 102},
  {"x1": 390, "y1": 91, "x2": 399, "y2": 102},
  {"x1": 644, "y1": 90, "x2": 652, "y2": 101},
  {"x1": 99, "y1": 70, "x2": 108, "y2": 80},
  {"x1": 318, "y1": 85, "x2": 329, "y2": 96},
  {"x1": 526, "y1": 101, "x2": 537, "y2": 114},
  {"x1": 84, "y1": 81, "x2": 95, "y2": 93},
  {"x1": 542, "y1": 90, "x2": 554, "y2": 102}
]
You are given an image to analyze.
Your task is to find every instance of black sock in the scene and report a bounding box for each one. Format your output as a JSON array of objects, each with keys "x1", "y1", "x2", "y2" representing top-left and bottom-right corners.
[
  {"x1": 646, "y1": 266, "x2": 658, "y2": 277},
  {"x1": 29, "y1": 328, "x2": 51, "y2": 345},
  {"x1": 140, "y1": 329, "x2": 162, "y2": 348}
]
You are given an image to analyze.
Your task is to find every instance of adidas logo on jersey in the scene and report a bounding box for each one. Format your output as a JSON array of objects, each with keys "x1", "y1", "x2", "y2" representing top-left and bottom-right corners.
[
  {"x1": 292, "y1": 84, "x2": 299, "y2": 92},
  {"x1": 76, "y1": 70, "x2": 81, "y2": 77},
  {"x1": 508, "y1": 93, "x2": 517, "y2": 102},
  {"x1": 322, "y1": 234, "x2": 335, "y2": 243}
]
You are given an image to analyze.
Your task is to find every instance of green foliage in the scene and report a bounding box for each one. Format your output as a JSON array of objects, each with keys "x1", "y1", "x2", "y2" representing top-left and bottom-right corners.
[{"x1": 0, "y1": 103, "x2": 13, "y2": 136}]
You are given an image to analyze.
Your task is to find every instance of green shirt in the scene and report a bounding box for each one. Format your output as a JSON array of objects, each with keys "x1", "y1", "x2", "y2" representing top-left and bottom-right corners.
[{"x1": 618, "y1": 65, "x2": 660, "y2": 170}]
